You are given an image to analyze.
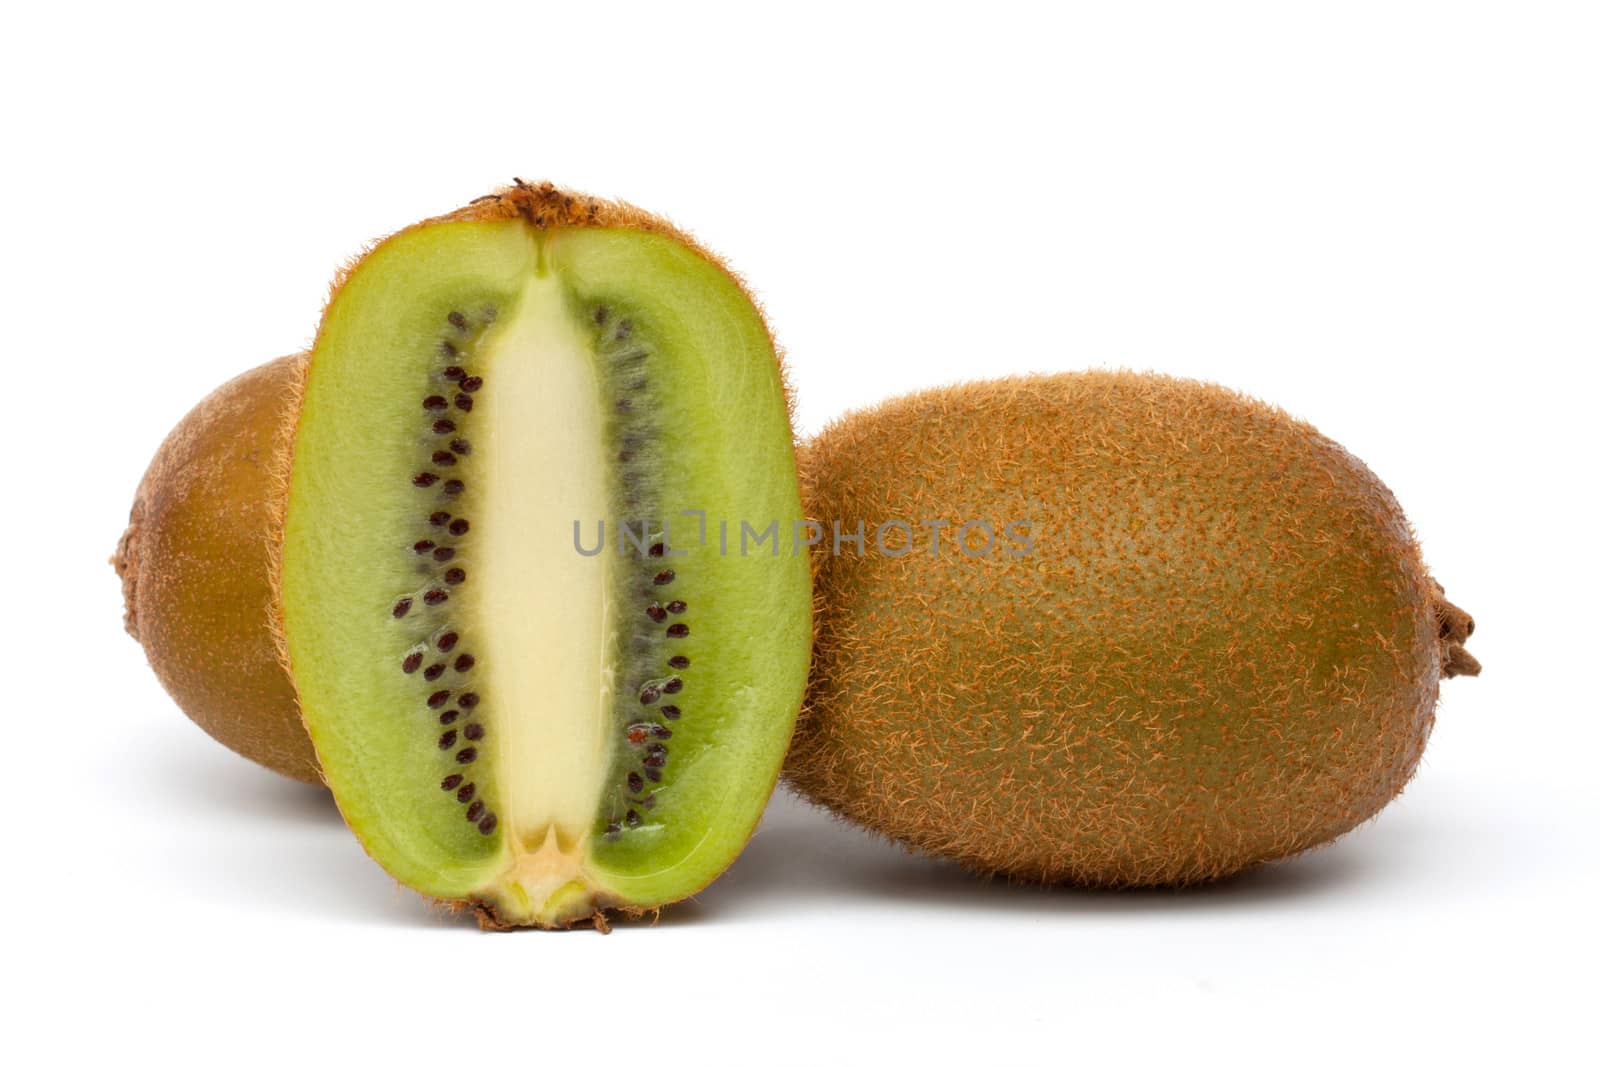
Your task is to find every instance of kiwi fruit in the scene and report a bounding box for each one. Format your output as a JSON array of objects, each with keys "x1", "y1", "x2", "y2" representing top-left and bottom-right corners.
[
  {"x1": 117, "y1": 354, "x2": 319, "y2": 783},
  {"x1": 122, "y1": 240, "x2": 1479, "y2": 899},
  {"x1": 122, "y1": 182, "x2": 812, "y2": 928},
  {"x1": 785, "y1": 371, "x2": 1478, "y2": 886}
]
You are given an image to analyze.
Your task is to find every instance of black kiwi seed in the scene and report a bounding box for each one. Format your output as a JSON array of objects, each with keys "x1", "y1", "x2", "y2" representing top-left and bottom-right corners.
[
  {"x1": 433, "y1": 419, "x2": 456, "y2": 434},
  {"x1": 456, "y1": 783, "x2": 475, "y2": 803},
  {"x1": 456, "y1": 747, "x2": 478, "y2": 764},
  {"x1": 463, "y1": 723, "x2": 484, "y2": 741},
  {"x1": 661, "y1": 705, "x2": 681, "y2": 720},
  {"x1": 413, "y1": 540, "x2": 435, "y2": 554},
  {"x1": 443, "y1": 365, "x2": 465, "y2": 381},
  {"x1": 449, "y1": 518, "x2": 470, "y2": 536},
  {"x1": 444, "y1": 567, "x2": 466, "y2": 585},
  {"x1": 647, "y1": 604, "x2": 667, "y2": 622},
  {"x1": 439, "y1": 709, "x2": 459, "y2": 725},
  {"x1": 441, "y1": 774, "x2": 463, "y2": 790},
  {"x1": 478, "y1": 813, "x2": 497, "y2": 835},
  {"x1": 402, "y1": 652, "x2": 423, "y2": 674},
  {"x1": 428, "y1": 690, "x2": 451, "y2": 708},
  {"x1": 455, "y1": 394, "x2": 473, "y2": 412},
  {"x1": 433, "y1": 450, "x2": 457, "y2": 466},
  {"x1": 667, "y1": 624, "x2": 689, "y2": 638},
  {"x1": 413, "y1": 472, "x2": 438, "y2": 488},
  {"x1": 663, "y1": 678, "x2": 683, "y2": 694},
  {"x1": 443, "y1": 479, "x2": 465, "y2": 496},
  {"x1": 437, "y1": 632, "x2": 459, "y2": 651},
  {"x1": 467, "y1": 799, "x2": 484, "y2": 821},
  {"x1": 424, "y1": 663, "x2": 445, "y2": 681},
  {"x1": 653, "y1": 570, "x2": 675, "y2": 586},
  {"x1": 430, "y1": 511, "x2": 451, "y2": 527},
  {"x1": 625, "y1": 810, "x2": 642, "y2": 828},
  {"x1": 653, "y1": 725, "x2": 672, "y2": 739},
  {"x1": 448, "y1": 310, "x2": 468, "y2": 330},
  {"x1": 461, "y1": 376, "x2": 483, "y2": 393},
  {"x1": 666, "y1": 600, "x2": 687, "y2": 614},
  {"x1": 423, "y1": 396, "x2": 449, "y2": 411},
  {"x1": 639, "y1": 686, "x2": 660, "y2": 706},
  {"x1": 669, "y1": 656, "x2": 689, "y2": 669},
  {"x1": 424, "y1": 589, "x2": 448, "y2": 606},
  {"x1": 439, "y1": 730, "x2": 458, "y2": 749},
  {"x1": 454, "y1": 654, "x2": 475, "y2": 672},
  {"x1": 393, "y1": 598, "x2": 413, "y2": 618},
  {"x1": 450, "y1": 439, "x2": 472, "y2": 455},
  {"x1": 433, "y1": 546, "x2": 455, "y2": 562},
  {"x1": 458, "y1": 693, "x2": 479, "y2": 709},
  {"x1": 648, "y1": 543, "x2": 666, "y2": 557},
  {"x1": 627, "y1": 772, "x2": 644, "y2": 793},
  {"x1": 645, "y1": 768, "x2": 663, "y2": 782}
]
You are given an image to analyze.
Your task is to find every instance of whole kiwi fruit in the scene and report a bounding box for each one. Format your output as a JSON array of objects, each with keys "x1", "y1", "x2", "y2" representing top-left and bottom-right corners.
[
  {"x1": 117, "y1": 354, "x2": 319, "y2": 783},
  {"x1": 121, "y1": 181, "x2": 813, "y2": 928},
  {"x1": 785, "y1": 371, "x2": 1478, "y2": 886}
]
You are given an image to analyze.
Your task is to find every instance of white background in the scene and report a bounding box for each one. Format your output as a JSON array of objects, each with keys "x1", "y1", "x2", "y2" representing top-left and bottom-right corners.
[{"x1": 5, "y1": 2, "x2": 1596, "y2": 1063}]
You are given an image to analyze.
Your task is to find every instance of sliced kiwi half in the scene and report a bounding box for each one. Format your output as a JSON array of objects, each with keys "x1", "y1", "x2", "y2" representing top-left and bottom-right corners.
[{"x1": 273, "y1": 183, "x2": 810, "y2": 928}]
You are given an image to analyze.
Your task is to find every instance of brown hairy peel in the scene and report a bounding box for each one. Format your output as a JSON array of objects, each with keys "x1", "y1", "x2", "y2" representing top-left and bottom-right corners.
[
  {"x1": 784, "y1": 370, "x2": 1479, "y2": 887},
  {"x1": 115, "y1": 355, "x2": 320, "y2": 783}
]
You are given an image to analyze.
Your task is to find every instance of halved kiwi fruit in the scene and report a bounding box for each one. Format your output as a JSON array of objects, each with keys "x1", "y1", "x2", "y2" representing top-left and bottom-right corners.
[{"x1": 129, "y1": 182, "x2": 812, "y2": 929}]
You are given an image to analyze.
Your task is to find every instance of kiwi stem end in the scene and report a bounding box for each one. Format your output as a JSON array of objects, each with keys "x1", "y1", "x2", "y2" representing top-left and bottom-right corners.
[{"x1": 1433, "y1": 586, "x2": 1481, "y2": 678}]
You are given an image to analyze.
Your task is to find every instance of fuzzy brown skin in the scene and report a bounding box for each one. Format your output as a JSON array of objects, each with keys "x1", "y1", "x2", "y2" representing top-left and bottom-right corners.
[
  {"x1": 785, "y1": 371, "x2": 1477, "y2": 887},
  {"x1": 116, "y1": 355, "x2": 320, "y2": 784}
]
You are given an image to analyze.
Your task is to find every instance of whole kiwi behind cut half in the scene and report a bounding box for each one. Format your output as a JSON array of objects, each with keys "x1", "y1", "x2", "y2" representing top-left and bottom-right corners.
[
  {"x1": 787, "y1": 371, "x2": 1478, "y2": 887},
  {"x1": 125, "y1": 182, "x2": 812, "y2": 929},
  {"x1": 117, "y1": 354, "x2": 318, "y2": 783}
]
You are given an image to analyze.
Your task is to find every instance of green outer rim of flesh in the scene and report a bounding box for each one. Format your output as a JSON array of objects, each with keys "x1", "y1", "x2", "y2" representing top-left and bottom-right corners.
[{"x1": 279, "y1": 217, "x2": 810, "y2": 916}]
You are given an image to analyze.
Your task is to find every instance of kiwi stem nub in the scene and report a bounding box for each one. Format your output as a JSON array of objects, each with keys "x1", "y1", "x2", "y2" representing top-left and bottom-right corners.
[{"x1": 1433, "y1": 587, "x2": 1481, "y2": 679}]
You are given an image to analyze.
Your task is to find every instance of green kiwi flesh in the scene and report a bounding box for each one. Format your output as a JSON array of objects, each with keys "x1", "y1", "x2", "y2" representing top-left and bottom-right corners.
[{"x1": 279, "y1": 196, "x2": 810, "y2": 927}]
